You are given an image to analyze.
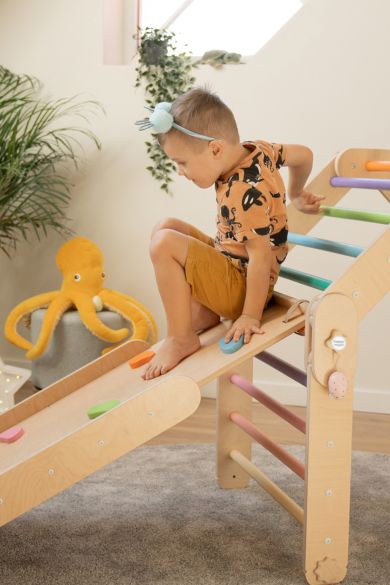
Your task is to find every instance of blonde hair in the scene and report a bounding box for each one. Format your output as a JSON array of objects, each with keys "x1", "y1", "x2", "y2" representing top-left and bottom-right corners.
[{"x1": 158, "y1": 87, "x2": 239, "y2": 148}]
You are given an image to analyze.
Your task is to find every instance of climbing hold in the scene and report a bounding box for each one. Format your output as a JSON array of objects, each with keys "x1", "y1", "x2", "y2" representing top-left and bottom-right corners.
[
  {"x1": 219, "y1": 336, "x2": 244, "y2": 354},
  {"x1": 128, "y1": 350, "x2": 155, "y2": 369},
  {"x1": 0, "y1": 425, "x2": 25, "y2": 443},
  {"x1": 87, "y1": 399, "x2": 120, "y2": 420}
]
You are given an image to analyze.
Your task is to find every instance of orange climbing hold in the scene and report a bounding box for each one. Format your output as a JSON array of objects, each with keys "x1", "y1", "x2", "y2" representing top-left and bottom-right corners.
[{"x1": 128, "y1": 350, "x2": 155, "y2": 369}]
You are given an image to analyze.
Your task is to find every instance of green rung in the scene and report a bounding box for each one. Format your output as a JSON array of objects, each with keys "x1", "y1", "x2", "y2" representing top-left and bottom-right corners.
[
  {"x1": 280, "y1": 267, "x2": 332, "y2": 291},
  {"x1": 320, "y1": 205, "x2": 390, "y2": 224}
]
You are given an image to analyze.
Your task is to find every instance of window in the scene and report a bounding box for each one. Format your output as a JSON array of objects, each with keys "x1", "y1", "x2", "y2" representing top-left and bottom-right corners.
[
  {"x1": 102, "y1": 0, "x2": 303, "y2": 64},
  {"x1": 140, "y1": 0, "x2": 303, "y2": 56}
]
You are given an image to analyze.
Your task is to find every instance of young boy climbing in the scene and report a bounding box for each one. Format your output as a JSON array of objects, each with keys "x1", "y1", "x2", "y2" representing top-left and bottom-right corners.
[{"x1": 136, "y1": 88, "x2": 324, "y2": 380}]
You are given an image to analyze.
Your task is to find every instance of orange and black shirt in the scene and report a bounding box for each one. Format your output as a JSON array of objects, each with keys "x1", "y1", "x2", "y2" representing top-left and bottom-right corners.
[{"x1": 215, "y1": 140, "x2": 288, "y2": 279}]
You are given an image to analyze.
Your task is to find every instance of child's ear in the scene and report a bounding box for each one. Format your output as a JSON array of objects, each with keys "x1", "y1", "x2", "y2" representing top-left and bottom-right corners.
[{"x1": 209, "y1": 140, "x2": 224, "y2": 158}]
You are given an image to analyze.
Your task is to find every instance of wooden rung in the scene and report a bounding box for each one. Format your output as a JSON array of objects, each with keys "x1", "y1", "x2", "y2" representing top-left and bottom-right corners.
[
  {"x1": 280, "y1": 266, "x2": 332, "y2": 291},
  {"x1": 365, "y1": 160, "x2": 390, "y2": 172},
  {"x1": 255, "y1": 351, "x2": 307, "y2": 387},
  {"x1": 288, "y1": 232, "x2": 363, "y2": 258},
  {"x1": 230, "y1": 412, "x2": 305, "y2": 479},
  {"x1": 229, "y1": 449, "x2": 304, "y2": 524},
  {"x1": 230, "y1": 374, "x2": 306, "y2": 433}
]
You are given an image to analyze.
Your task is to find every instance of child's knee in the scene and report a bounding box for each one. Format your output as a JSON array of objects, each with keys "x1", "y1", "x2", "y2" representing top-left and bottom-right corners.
[
  {"x1": 149, "y1": 229, "x2": 180, "y2": 262},
  {"x1": 151, "y1": 217, "x2": 182, "y2": 240}
]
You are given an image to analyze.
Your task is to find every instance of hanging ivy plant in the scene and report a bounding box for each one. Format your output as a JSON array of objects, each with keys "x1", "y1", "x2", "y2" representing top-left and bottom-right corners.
[{"x1": 135, "y1": 27, "x2": 196, "y2": 194}]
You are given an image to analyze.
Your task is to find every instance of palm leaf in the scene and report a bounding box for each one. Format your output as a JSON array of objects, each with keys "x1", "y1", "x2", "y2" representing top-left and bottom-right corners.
[{"x1": 0, "y1": 66, "x2": 103, "y2": 255}]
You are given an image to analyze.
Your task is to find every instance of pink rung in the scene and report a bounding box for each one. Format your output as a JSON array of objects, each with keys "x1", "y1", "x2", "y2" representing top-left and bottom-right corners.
[
  {"x1": 230, "y1": 374, "x2": 306, "y2": 434},
  {"x1": 230, "y1": 411, "x2": 305, "y2": 479}
]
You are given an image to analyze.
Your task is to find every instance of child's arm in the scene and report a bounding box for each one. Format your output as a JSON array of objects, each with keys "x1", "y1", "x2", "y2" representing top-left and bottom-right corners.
[
  {"x1": 283, "y1": 144, "x2": 325, "y2": 213},
  {"x1": 224, "y1": 237, "x2": 271, "y2": 344}
]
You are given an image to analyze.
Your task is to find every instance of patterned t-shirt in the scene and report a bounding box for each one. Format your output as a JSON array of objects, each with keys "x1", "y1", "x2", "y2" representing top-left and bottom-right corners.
[{"x1": 214, "y1": 140, "x2": 288, "y2": 285}]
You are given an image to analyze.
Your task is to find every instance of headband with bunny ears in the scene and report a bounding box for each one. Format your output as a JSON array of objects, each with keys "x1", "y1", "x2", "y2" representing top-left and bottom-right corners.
[{"x1": 135, "y1": 102, "x2": 217, "y2": 141}]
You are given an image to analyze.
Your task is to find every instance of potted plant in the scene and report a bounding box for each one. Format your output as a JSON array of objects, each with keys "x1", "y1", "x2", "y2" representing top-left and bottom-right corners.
[
  {"x1": 135, "y1": 27, "x2": 196, "y2": 194},
  {"x1": 0, "y1": 66, "x2": 103, "y2": 256}
]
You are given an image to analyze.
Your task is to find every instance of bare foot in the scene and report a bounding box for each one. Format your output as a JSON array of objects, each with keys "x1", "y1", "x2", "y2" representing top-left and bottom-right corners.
[{"x1": 142, "y1": 334, "x2": 200, "y2": 380}]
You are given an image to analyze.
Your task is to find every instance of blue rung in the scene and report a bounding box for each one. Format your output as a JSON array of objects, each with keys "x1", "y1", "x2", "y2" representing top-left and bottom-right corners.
[{"x1": 288, "y1": 233, "x2": 363, "y2": 257}]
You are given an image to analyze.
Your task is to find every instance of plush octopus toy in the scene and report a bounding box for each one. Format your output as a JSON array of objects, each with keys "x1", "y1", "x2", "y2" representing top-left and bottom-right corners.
[{"x1": 4, "y1": 237, "x2": 157, "y2": 360}]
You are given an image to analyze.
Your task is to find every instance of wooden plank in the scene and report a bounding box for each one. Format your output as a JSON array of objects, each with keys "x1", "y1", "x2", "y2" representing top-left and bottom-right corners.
[
  {"x1": 335, "y1": 148, "x2": 390, "y2": 205},
  {"x1": 0, "y1": 339, "x2": 150, "y2": 433},
  {"x1": 309, "y1": 293, "x2": 358, "y2": 386},
  {"x1": 303, "y1": 294, "x2": 358, "y2": 585},
  {"x1": 335, "y1": 147, "x2": 390, "y2": 179},
  {"x1": 0, "y1": 375, "x2": 201, "y2": 527},
  {"x1": 326, "y1": 227, "x2": 390, "y2": 320}
]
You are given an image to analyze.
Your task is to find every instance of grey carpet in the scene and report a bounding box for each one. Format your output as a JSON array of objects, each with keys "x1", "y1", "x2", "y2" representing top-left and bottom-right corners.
[{"x1": 0, "y1": 444, "x2": 389, "y2": 585}]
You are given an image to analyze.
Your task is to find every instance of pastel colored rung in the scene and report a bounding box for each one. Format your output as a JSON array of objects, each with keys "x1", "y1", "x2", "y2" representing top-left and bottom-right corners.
[
  {"x1": 365, "y1": 161, "x2": 390, "y2": 172},
  {"x1": 330, "y1": 175, "x2": 390, "y2": 190},
  {"x1": 219, "y1": 336, "x2": 244, "y2": 354},
  {"x1": 288, "y1": 232, "x2": 363, "y2": 258},
  {"x1": 280, "y1": 266, "x2": 332, "y2": 291},
  {"x1": 0, "y1": 425, "x2": 25, "y2": 443},
  {"x1": 87, "y1": 399, "x2": 120, "y2": 420},
  {"x1": 128, "y1": 350, "x2": 155, "y2": 369},
  {"x1": 320, "y1": 205, "x2": 390, "y2": 225}
]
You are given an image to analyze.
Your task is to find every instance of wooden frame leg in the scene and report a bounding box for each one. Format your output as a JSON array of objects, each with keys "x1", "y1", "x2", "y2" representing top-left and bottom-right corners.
[
  {"x1": 217, "y1": 358, "x2": 253, "y2": 488},
  {"x1": 304, "y1": 294, "x2": 358, "y2": 585}
]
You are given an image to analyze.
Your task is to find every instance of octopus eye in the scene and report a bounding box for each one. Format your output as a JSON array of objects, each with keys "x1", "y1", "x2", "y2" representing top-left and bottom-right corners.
[
  {"x1": 101, "y1": 272, "x2": 106, "y2": 278},
  {"x1": 74, "y1": 273, "x2": 81, "y2": 281}
]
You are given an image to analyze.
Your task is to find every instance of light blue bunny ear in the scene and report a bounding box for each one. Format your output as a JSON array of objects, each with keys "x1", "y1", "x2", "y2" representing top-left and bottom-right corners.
[
  {"x1": 154, "y1": 102, "x2": 172, "y2": 112},
  {"x1": 135, "y1": 102, "x2": 173, "y2": 133},
  {"x1": 135, "y1": 101, "x2": 217, "y2": 141},
  {"x1": 149, "y1": 108, "x2": 174, "y2": 133}
]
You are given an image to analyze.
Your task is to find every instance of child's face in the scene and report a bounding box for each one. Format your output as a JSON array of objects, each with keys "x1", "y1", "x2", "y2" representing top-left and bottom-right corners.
[{"x1": 163, "y1": 133, "x2": 224, "y2": 189}]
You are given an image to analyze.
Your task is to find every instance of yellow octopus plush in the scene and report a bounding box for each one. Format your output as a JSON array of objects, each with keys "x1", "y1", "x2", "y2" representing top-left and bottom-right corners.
[{"x1": 5, "y1": 237, "x2": 157, "y2": 360}]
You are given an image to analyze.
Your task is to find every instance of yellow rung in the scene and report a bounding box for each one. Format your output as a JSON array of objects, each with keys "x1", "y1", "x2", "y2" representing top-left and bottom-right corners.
[{"x1": 230, "y1": 449, "x2": 304, "y2": 524}]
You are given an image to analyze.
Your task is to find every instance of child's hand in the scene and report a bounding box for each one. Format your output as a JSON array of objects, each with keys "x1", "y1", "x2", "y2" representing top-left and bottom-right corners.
[
  {"x1": 225, "y1": 314, "x2": 264, "y2": 345},
  {"x1": 291, "y1": 190, "x2": 325, "y2": 214}
]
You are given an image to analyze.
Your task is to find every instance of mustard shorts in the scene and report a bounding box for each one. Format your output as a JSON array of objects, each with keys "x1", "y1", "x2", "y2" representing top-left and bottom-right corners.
[{"x1": 184, "y1": 226, "x2": 274, "y2": 320}]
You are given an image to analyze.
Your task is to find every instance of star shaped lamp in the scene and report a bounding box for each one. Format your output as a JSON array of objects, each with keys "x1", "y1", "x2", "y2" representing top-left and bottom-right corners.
[{"x1": 0, "y1": 357, "x2": 31, "y2": 413}]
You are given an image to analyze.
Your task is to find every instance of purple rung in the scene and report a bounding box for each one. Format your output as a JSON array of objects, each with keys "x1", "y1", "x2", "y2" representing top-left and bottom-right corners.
[
  {"x1": 330, "y1": 176, "x2": 390, "y2": 190},
  {"x1": 230, "y1": 411, "x2": 305, "y2": 479},
  {"x1": 230, "y1": 374, "x2": 306, "y2": 434},
  {"x1": 256, "y1": 351, "x2": 307, "y2": 387}
]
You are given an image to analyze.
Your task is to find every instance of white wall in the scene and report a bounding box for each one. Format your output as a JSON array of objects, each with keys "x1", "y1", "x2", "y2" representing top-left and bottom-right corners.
[{"x1": 0, "y1": 0, "x2": 389, "y2": 411}]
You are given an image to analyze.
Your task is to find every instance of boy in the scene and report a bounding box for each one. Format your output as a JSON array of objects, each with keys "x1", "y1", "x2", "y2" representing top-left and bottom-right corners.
[{"x1": 137, "y1": 88, "x2": 324, "y2": 380}]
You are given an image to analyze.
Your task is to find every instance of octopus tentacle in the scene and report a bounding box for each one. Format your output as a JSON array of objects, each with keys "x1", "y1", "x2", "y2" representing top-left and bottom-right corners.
[
  {"x1": 27, "y1": 295, "x2": 73, "y2": 360},
  {"x1": 100, "y1": 289, "x2": 157, "y2": 343},
  {"x1": 72, "y1": 293, "x2": 129, "y2": 342},
  {"x1": 4, "y1": 291, "x2": 60, "y2": 352}
]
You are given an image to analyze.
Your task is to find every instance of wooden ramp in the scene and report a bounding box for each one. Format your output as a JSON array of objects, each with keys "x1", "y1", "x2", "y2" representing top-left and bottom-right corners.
[{"x1": 0, "y1": 293, "x2": 304, "y2": 528}]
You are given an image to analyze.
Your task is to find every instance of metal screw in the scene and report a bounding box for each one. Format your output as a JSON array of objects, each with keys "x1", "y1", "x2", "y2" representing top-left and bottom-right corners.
[
  {"x1": 351, "y1": 163, "x2": 356, "y2": 169},
  {"x1": 98, "y1": 440, "x2": 105, "y2": 447},
  {"x1": 147, "y1": 411, "x2": 155, "y2": 416},
  {"x1": 352, "y1": 290, "x2": 360, "y2": 298},
  {"x1": 48, "y1": 468, "x2": 55, "y2": 476},
  {"x1": 325, "y1": 489, "x2": 333, "y2": 496},
  {"x1": 324, "y1": 537, "x2": 332, "y2": 545},
  {"x1": 327, "y1": 440, "x2": 334, "y2": 448}
]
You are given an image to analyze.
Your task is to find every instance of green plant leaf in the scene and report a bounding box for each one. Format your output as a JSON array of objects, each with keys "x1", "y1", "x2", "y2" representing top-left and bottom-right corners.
[
  {"x1": 135, "y1": 27, "x2": 196, "y2": 195},
  {"x1": 0, "y1": 65, "x2": 103, "y2": 255}
]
